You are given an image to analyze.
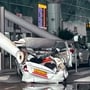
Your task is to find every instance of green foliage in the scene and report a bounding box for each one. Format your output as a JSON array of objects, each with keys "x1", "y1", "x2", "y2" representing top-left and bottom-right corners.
[{"x1": 59, "y1": 28, "x2": 74, "y2": 40}]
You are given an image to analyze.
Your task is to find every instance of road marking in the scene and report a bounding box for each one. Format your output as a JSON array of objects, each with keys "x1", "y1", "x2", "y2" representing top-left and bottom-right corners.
[
  {"x1": 0, "y1": 75, "x2": 10, "y2": 80},
  {"x1": 74, "y1": 76, "x2": 90, "y2": 82}
]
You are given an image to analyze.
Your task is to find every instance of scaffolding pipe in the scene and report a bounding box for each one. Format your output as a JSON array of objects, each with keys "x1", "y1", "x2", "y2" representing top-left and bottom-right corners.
[
  {"x1": 5, "y1": 10, "x2": 60, "y2": 40},
  {"x1": 0, "y1": 32, "x2": 25, "y2": 63}
]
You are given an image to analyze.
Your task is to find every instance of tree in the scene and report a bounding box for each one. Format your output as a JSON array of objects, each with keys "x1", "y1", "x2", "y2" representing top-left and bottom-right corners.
[{"x1": 59, "y1": 28, "x2": 74, "y2": 40}]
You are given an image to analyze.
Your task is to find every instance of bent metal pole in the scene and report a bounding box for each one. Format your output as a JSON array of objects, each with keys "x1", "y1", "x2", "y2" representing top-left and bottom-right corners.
[
  {"x1": 0, "y1": 32, "x2": 25, "y2": 63},
  {"x1": 5, "y1": 10, "x2": 60, "y2": 40}
]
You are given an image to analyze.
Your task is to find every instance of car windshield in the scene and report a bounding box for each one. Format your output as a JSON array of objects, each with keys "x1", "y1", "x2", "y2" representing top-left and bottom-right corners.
[{"x1": 55, "y1": 41, "x2": 66, "y2": 50}]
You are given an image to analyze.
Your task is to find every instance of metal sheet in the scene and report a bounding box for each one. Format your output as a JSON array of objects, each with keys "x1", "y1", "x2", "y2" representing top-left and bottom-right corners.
[{"x1": 18, "y1": 37, "x2": 56, "y2": 48}]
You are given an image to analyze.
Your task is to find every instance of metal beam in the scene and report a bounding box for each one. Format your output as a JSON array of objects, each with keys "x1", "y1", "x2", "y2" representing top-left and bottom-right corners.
[{"x1": 5, "y1": 10, "x2": 60, "y2": 40}]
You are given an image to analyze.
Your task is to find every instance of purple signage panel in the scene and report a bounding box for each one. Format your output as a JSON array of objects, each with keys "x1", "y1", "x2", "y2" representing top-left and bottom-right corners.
[{"x1": 38, "y1": 8, "x2": 42, "y2": 28}]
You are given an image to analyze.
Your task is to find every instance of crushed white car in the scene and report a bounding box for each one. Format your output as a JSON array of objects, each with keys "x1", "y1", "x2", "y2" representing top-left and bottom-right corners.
[
  {"x1": 0, "y1": 30, "x2": 68, "y2": 83},
  {"x1": 15, "y1": 37, "x2": 68, "y2": 83},
  {"x1": 21, "y1": 60, "x2": 68, "y2": 83}
]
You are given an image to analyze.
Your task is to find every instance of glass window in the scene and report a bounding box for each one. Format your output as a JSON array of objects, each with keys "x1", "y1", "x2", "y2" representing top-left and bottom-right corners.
[{"x1": 55, "y1": 41, "x2": 66, "y2": 49}]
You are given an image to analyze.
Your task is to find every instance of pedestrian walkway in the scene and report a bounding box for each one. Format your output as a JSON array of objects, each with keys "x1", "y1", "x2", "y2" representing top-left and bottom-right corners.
[
  {"x1": 0, "y1": 74, "x2": 21, "y2": 83},
  {"x1": 0, "y1": 75, "x2": 10, "y2": 81},
  {"x1": 0, "y1": 70, "x2": 21, "y2": 83}
]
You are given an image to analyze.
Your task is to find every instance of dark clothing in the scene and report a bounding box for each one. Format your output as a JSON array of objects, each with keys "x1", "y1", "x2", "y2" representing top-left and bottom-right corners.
[
  {"x1": 30, "y1": 57, "x2": 43, "y2": 64},
  {"x1": 44, "y1": 63, "x2": 56, "y2": 69},
  {"x1": 74, "y1": 42, "x2": 79, "y2": 49}
]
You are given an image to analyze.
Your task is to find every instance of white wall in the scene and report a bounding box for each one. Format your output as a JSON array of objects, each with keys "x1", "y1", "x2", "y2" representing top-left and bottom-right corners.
[{"x1": 63, "y1": 21, "x2": 86, "y2": 36}]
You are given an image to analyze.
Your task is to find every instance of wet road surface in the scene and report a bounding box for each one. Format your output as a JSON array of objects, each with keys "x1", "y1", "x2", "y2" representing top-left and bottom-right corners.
[
  {"x1": 1, "y1": 82, "x2": 90, "y2": 90},
  {"x1": 0, "y1": 67, "x2": 90, "y2": 90}
]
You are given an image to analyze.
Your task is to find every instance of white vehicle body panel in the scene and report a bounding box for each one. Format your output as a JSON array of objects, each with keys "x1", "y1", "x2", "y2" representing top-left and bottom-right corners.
[{"x1": 21, "y1": 62, "x2": 68, "y2": 83}]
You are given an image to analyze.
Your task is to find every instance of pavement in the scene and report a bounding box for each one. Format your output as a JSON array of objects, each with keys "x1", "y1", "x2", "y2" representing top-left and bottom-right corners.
[
  {"x1": 67, "y1": 67, "x2": 90, "y2": 83},
  {"x1": 0, "y1": 70, "x2": 21, "y2": 83},
  {"x1": 0, "y1": 74, "x2": 21, "y2": 83},
  {"x1": 0, "y1": 67, "x2": 90, "y2": 83}
]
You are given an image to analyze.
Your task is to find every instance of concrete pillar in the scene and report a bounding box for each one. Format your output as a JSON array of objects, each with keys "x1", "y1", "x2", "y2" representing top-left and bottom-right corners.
[
  {"x1": 0, "y1": 7, "x2": 5, "y2": 70},
  {"x1": 47, "y1": 3, "x2": 60, "y2": 36}
]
